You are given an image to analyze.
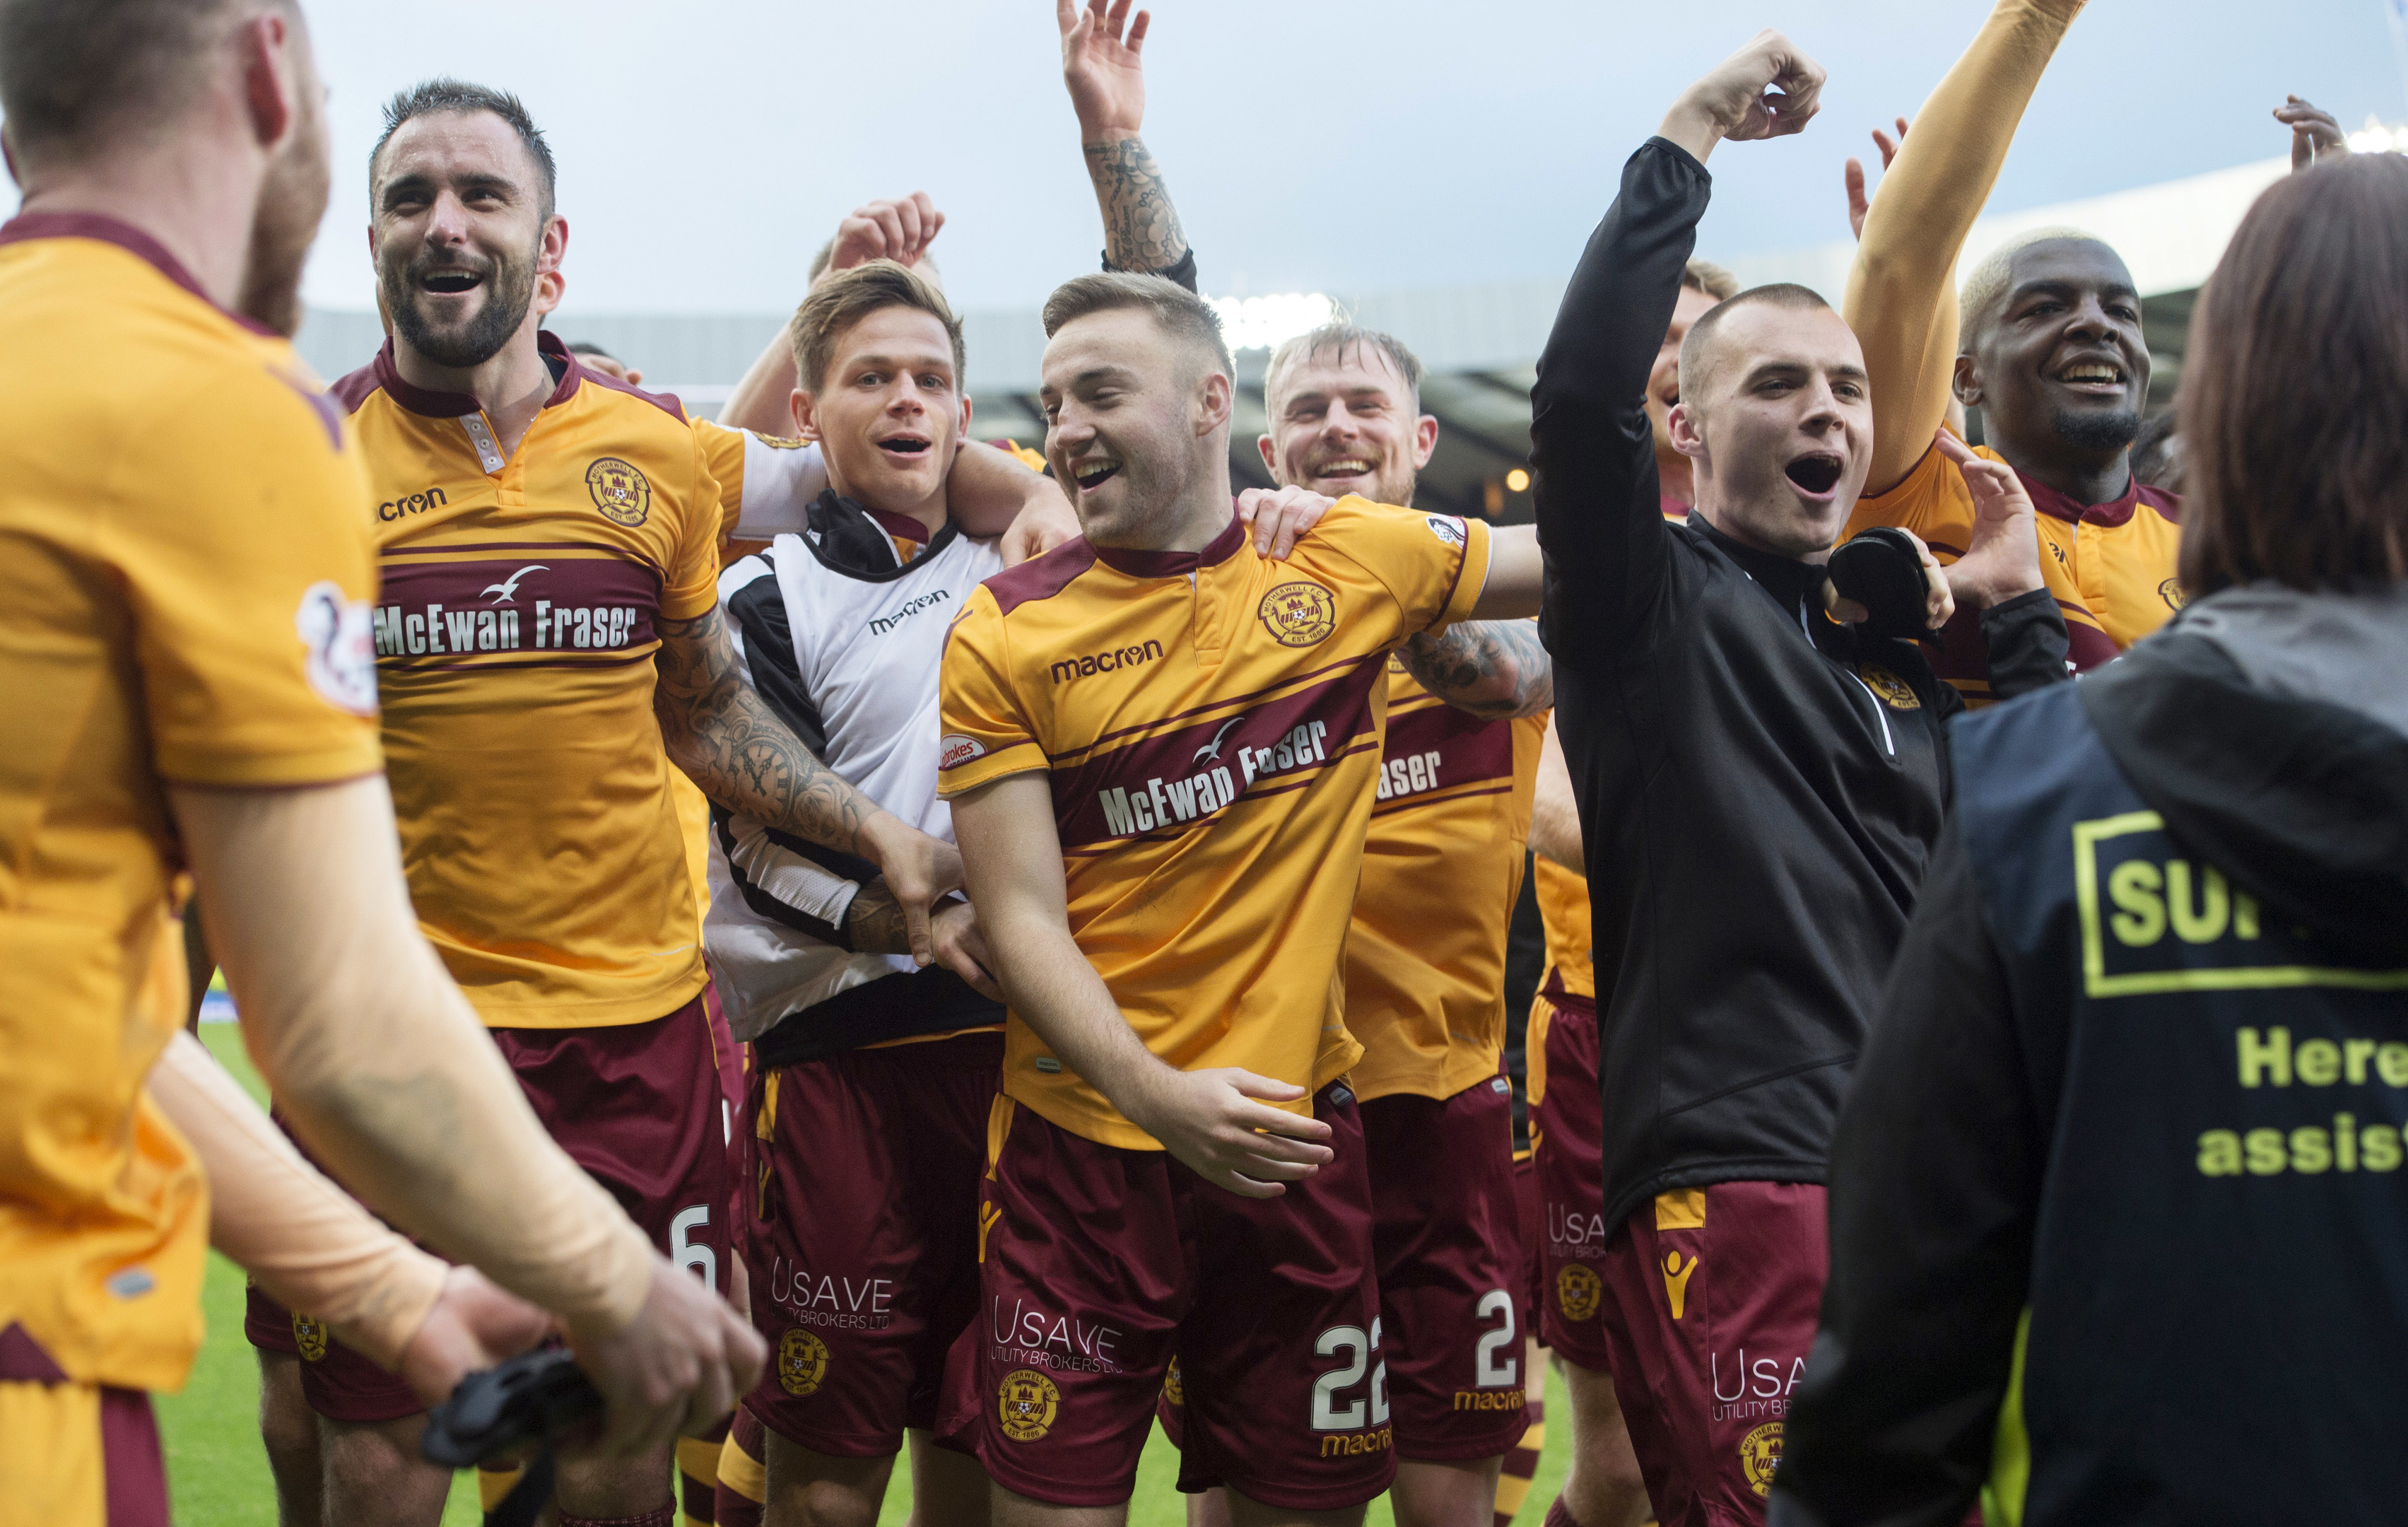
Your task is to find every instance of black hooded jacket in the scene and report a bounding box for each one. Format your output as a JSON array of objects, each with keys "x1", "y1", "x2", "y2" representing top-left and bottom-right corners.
[{"x1": 1771, "y1": 583, "x2": 2408, "y2": 1527}]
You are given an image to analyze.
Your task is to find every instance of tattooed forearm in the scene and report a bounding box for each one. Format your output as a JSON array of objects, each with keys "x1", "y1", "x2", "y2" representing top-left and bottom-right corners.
[
  {"x1": 1399, "y1": 619, "x2": 1555, "y2": 720},
  {"x1": 844, "y1": 884, "x2": 913, "y2": 956},
  {"x1": 1083, "y1": 136, "x2": 1190, "y2": 274},
  {"x1": 652, "y1": 608, "x2": 879, "y2": 856}
]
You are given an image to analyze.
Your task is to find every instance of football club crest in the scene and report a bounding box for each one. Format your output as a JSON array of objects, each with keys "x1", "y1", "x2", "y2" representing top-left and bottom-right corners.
[
  {"x1": 778, "y1": 1328, "x2": 830, "y2": 1396},
  {"x1": 998, "y1": 1367, "x2": 1061, "y2": 1442},
  {"x1": 1857, "y1": 666, "x2": 1922, "y2": 710},
  {"x1": 1555, "y1": 1263, "x2": 1603, "y2": 1322},
  {"x1": 1739, "y1": 1421, "x2": 1785, "y2": 1497},
  {"x1": 1258, "y1": 581, "x2": 1337, "y2": 648},
  {"x1": 292, "y1": 1312, "x2": 330, "y2": 1363},
  {"x1": 587, "y1": 457, "x2": 652, "y2": 527}
]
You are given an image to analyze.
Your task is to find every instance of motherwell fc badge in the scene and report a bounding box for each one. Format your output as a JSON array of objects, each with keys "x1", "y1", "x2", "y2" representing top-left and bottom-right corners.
[
  {"x1": 1258, "y1": 581, "x2": 1337, "y2": 648},
  {"x1": 587, "y1": 457, "x2": 652, "y2": 527},
  {"x1": 777, "y1": 1328, "x2": 829, "y2": 1396},
  {"x1": 998, "y1": 1367, "x2": 1060, "y2": 1442}
]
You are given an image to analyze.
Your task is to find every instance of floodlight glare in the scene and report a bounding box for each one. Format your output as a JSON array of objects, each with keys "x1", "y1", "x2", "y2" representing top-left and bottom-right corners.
[{"x1": 1209, "y1": 293, "x2": 1337, "y2": 353}]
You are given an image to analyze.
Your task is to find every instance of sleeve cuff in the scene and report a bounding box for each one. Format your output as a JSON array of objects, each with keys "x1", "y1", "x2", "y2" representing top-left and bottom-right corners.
[
  {"x1": 935, "y1": 741, "x2": 1047, "y2": 798},
  {"x1": 1437, "y1": 517, "x2": 1495, "y2": 628}
]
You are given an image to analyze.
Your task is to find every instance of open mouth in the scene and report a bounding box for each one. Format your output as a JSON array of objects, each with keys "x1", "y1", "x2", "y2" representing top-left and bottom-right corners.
[
  {"x1": 421, "y1": 269, "x2": 483, "y2": 296},
  {"x1": 2053, "y1": 360, "x2": 2128, "y2": 395},
  {"x1": 876, "y1": 435, "x2": 932, "y2": 457},
  {"x1": 1784, "y1": 452, "x2": 1845, "y2": 498},
  {"x1": 1071, "y1": 458, "x2": 1121, "y2": 491},
  {"x1": 1310, "y1": 456, "x2": 1375, "y2": 484}
]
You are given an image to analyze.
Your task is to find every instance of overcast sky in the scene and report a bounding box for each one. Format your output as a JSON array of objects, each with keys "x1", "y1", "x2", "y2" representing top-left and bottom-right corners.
[{"x1": 278, "y1": 0, "x2": 2408, "y2": 316}]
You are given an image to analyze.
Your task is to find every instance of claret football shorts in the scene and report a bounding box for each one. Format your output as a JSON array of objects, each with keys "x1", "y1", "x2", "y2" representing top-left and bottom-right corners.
[
  {"x1": 1529, "y1": 990, "x2": 1616, "y2": 1373},
  {"x1": 1353, "y1": 1071, "x2": 1528, "y2": 1461},
  {"x1": 247, "y1": 993, "x2": 732, "y2": 1420},
  {"x1": 971, "y1": 1082, "x2": 1394, "y2": 1512},
  {"x1": 741, "y1": 1029, "x2": 1001, "y2": 1457}
]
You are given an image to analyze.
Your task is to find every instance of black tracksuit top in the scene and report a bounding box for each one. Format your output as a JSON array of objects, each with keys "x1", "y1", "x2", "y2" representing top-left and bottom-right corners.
[{"x1": 1531, "y1": 138, "x2": 2067, "y2": 1231}]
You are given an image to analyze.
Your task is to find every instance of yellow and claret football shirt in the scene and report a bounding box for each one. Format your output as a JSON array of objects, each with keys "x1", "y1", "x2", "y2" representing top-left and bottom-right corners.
[
  {"x1": 1848, "y1": 433, "x2": 2182, "y2": 701},
  {"x1": 1533, "y1": 857, "x2": 1596, "y2": 1007},
  {"x1": 1344, "y1": 658, "x2": 1546, "y2": 1102},
  {"x1": 0, "y1": 214, "x2": 382, "y2": 1389},
  {"x1": 939, "y1": 496, "x2": 1493, "y2": 1149},
  {"x1": 336, "y1": 332, "x2": 722, "y2": 1028}
]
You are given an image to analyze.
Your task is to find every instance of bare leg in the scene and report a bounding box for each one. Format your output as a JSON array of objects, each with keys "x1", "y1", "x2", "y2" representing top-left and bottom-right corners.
[
  {"x1": 256, "y1": 1351, "x2": 323, "y2": 1527},
  {"x1": 1492, "y1": 1336, "x2": 1550, "y2": 1527},
  {"x1": 763, "y1": 1427, "x2": 896, "y2": 1527},
  {"x1": 1394, "y1": 1456, "x2": 1506, "y2": 1527},
  {"x1": 1185, "y1": 1489, "x2": 1232, "y2": 1527},
  {"x1": 1226, "y1": 1485, "x2": 1368, "y2": 1527},
  {"x1": 317, "y1": 1412, "x2": 452, "y2": 1527},
  {"x1": 990, "y1": 1480, "x2": 1127, "y2": 1527},
  {"x1": 554, "y1": 1441, "x2": 681, "y2": 1523},
  {"x1": 905, "y1": 1429, "x2": 992, "y2": 1527},
  {"x1": 1556, "y1": 1359, "x2": 1652, "y2": 1527}
]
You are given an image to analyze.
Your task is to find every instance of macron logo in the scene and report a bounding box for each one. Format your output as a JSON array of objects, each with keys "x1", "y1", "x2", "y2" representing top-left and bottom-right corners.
[{"x1": 482, "y1": 564, "x2": 546, "y2": 604}]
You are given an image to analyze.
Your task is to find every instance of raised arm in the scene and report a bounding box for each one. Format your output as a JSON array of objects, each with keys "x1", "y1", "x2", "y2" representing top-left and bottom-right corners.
[
  {"x1": 1845, "y1": 0, "x2": 2089, "y2": 498},
  {"x1": 1533, "y1": 33, "x2": 1822, "y2": 648},
  {"x1": 1059, "y1": 0, "x2": 1193, "y2": 280},
  {"x1": 951, "y1": 772, "x2": 1331, "y2": 1197},
  {"x1": 652, "y1": 606, "x2": 965, "y2": 964}
]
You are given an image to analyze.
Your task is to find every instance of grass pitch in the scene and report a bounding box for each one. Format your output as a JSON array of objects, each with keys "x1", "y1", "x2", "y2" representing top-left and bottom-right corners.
[{"x1": 163, "y1": 1022, "x2": 1570, "y2": 1524}]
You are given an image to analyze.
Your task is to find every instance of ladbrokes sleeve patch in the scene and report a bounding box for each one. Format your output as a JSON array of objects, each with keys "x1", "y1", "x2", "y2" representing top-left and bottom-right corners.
[{"x1": 295, "y1": 580, "x2": 378, "y2": 717}]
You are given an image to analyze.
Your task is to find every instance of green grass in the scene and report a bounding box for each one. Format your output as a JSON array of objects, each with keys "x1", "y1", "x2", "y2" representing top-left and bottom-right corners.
[{"x1": 163, "y1": 1023, "x2": 1570, "y2": 1525}]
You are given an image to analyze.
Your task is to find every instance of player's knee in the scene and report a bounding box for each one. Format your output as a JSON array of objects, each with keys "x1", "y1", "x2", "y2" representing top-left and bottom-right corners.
[
  {"x1": 1390, "y1": 1455, "x2": 1505, "y2": 1527},
  {"x1": 1223, "y1": 1486, "x2": 1368, "y2": 1527},
  {"x1": 762, "y1": 1429, "x2": 893, "y2": 1527}
]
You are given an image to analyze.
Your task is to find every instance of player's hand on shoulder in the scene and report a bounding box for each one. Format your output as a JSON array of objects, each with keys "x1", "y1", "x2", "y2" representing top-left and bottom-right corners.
[
  {"x1": 395, "y1": 1265, "x2": 556, "y2": 1410},
  {"x1": 860, "y1": 812, "x2": 968, "y2": 968},
  {"x1": 929, "y1": 899, "x2": 1003, "y2": 1001},
  {"x1": 563, "y1": 1255, "x2": 765, "y2": 1458},
  {"x1": 830, "y1": 193, "x2": 945, "y2": 274},
  {"x1": 1236, "y1": 485, "x2": 1338, "y2": 560},
  {"x1": 1934, "y1": 430, "x2": 2043, "y2": 612},
  {"x1": 1001, "y1": 479, "x2": 1081, "y2": 567},
  {"x1": 1128, "y1": 1066, "x2": 1335, "y2": 1200}
]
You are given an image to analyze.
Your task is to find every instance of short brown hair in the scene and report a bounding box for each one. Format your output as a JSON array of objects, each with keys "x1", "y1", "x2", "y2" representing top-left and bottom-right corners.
[
  {"x1": 0, "y1": 0, "x2": 294, "y2": 165},
  {"x1": 1683, "y1": 258, "x2": 1739, "y2": 302},
  {"x1": 1263, "y1": 323, "x2": 1426, "y2": 417},
  {"x1": 1042, "y1": 272, "x2": 1235, "y2": 382},
  {"x1": 789, "y1": 259, "x2": 965, "y2": 395},
  {"x1": 371, "y1": 79, "x2": 556, "y2": 223},
  {"x1": 1676, "y1": 282, "x2": 1832, "y2": 402},
  {"x1": 2180, "y1": 154, "x2": 2408, "y2": 596}
]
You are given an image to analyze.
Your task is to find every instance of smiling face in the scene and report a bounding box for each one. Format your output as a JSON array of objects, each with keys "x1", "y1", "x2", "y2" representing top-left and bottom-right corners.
[
  {"x1": 1959, "y1": 238, "x2": 2150, "y2": 469},
  {"x1": 794, "y1": 304, "x2": 966, "y2": 519},
  {"x1": 1039, "y1": 306, "x2": 1231, "y2": 549},
  {"x1": 1259, "y1": 341, "x2": 1435, "y2": 507},
  {"x1": 370, "y1": 110, "x2": 558, "y2": 370},
  {"x1": 1648, "y1": 285, "x2": 1725, "y2": 464},
  {"x1": 1672, "y1": 300, "x2": 1872, "y2": 560}
]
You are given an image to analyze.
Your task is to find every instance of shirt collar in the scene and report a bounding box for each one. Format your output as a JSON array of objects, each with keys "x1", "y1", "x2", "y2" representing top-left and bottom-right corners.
[
  {"x1": 2016, "y1": 463, "x2": 2142, "y2": 528},
  {"x1": 0, "y1": 210, "x2": 279, "y2": 337},
  {"x1": 369, "y1": 328, "x2": 582, "y2": 419},
  {"x1": 1089, "y1": 513, "x2": 1247, "y2": 578}
]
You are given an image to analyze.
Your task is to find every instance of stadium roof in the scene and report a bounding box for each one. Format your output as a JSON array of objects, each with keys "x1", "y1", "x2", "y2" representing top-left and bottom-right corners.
[{"x1": 290, "y1": 150, "x2": 2315, "y2": 526}]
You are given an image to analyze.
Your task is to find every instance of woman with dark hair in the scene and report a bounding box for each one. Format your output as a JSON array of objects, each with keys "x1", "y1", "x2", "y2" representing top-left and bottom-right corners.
[{"x1": 1766, "y1": 153, "x2": 2408, "y2": 1527}]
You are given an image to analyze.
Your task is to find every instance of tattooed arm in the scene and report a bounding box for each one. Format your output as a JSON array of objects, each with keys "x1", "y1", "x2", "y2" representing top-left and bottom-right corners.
[
  {"x1": 1060, "y1": 0, "x2": 1193, "y2": 278},
  {"x1": 1399, "y1": 618, "x2": 1555, "y2": 720},
  {"x1": 652, "y1": 606, "x2": 963, "y2": 964}
]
